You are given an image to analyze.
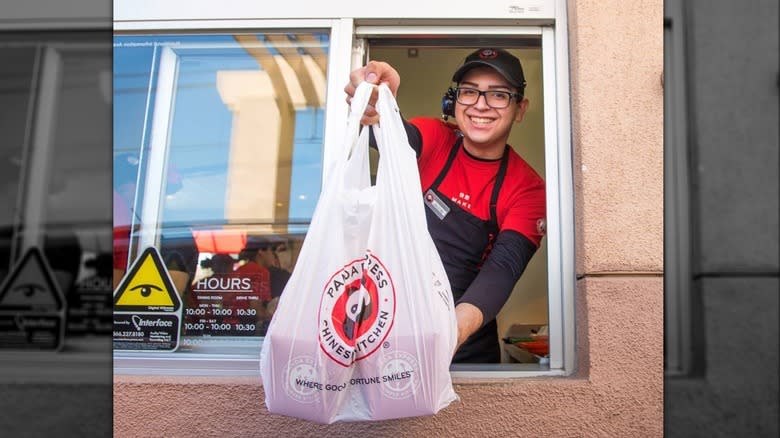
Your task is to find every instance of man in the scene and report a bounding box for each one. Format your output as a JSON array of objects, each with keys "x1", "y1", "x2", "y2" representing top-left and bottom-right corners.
[
  {"x1": 345, "y1": 48, "x2": 546, "y2": 363},
  {"x1": 237, "y1": 236, "x2": 291, "y2": 300}
]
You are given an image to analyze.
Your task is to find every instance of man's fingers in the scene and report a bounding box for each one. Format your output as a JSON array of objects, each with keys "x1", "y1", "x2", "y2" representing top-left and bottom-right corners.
[
  {"x1": 344, "y1": 61, "x2": 399, "y2": 122},
  {"x1": 348, "y1": 67, "x2": 366, "y2": 88},
  {"x1": 368, "y1": 86, "x2": 379, "y2": 107},
  {"x1": 364, "y1": 60, "x2": 400, "y2": 96},
  {"x1": 360, "y1": 102, "x2": 379, "y2": 126},
  {"x1": 360, "y1": 114, "x2": 380, "y2": 126}
]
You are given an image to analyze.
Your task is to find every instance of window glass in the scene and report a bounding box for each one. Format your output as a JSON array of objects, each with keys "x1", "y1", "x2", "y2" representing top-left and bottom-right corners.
[
  {"x1": 0, "y1": 45, "x2": 36, "y2": 282},
  {"x1": 47, "y1": 46, "x2": 114, "y2": 336},
  {"x1": 0, "y1": 34, "x2": 113, "y2": 341},
  {"x1": 113, "y1": 32, "x2": 329, "y2": 351}
]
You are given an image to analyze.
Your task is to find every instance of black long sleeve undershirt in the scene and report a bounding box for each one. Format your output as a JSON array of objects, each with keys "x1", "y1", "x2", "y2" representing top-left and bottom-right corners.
[
  {"x1": 456, "y1": 230, "x2": 538, "y2": 327},
  {"x1": 368, "y1": 119, "x2": 422, "y2": 156}
]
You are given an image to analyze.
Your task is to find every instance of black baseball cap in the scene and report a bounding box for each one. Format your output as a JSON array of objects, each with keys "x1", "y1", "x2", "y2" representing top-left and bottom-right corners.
[{"x1": 451, "y1": 48, "x2": 526, "y2": 93}]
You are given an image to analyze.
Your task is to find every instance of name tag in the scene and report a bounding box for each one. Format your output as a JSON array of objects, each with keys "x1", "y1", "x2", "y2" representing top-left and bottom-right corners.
[{"x1": 424, "y1": 189, "x2": 450, "y2": 220}]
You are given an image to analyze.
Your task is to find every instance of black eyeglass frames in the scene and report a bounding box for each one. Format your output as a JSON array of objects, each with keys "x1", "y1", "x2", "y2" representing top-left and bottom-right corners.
[{"x1": 455, "y1": 87, "x2": 521, "y2": 109}]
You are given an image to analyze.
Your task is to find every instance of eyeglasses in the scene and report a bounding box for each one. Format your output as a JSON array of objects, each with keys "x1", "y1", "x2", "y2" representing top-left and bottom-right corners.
[{"x1": 455, "y1": 87, "x2": 521, "y2": 109}]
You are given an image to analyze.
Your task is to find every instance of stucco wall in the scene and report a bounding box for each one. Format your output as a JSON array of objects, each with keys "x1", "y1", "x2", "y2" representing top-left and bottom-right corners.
[
  {"x1": 570, "y1": 1, "x2": 664, "y2": 274},
  {"x1": 114, "y1": 0, "x2": 664, "y2": 435}
]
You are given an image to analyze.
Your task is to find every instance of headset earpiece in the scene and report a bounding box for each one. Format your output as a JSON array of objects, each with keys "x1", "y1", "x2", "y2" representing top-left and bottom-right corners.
[{"x1": 441, "y1": 87, "x2": 456, "y2": 119}]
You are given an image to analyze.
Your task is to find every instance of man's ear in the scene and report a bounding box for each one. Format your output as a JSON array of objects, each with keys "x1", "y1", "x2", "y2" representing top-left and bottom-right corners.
[{"x1": 514, "y1": 98, "x2": 530, "y2": 123}]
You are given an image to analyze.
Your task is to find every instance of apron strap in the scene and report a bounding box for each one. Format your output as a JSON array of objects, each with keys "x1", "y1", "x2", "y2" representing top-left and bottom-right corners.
[
  {"x1": 487, "y1": 145, "x2": 510, "y2": 235},
  {"x1": 478, "y1": 145, "x2": 510, "y2": 267},
  {"x1": 429, "y1": 136, "x2": 463, "y2": 190}
]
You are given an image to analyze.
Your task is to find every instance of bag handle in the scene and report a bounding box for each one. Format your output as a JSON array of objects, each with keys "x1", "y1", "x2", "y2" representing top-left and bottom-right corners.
[
  {"x1": 372, "y1": 84, "x2": 405, "y2": 159},
  {"x1": 342, "y1": 81, "x2": 376, "y2": 162},
  {"x1": 371, "y1": 84, "x2": 428, "y2": 224},
  {"x1": 373, "y1": 83, "x2": 418, "y2": 174}
]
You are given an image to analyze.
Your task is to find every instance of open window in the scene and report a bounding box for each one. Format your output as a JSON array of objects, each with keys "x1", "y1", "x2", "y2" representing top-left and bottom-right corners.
[{"x1": 356, "y1": 35, "x2": 550, "y2": 372}]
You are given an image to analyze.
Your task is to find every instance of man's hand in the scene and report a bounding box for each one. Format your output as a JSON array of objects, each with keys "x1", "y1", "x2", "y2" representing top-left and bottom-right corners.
[
  {"x1": 344, "y1": 60, "x2": 401, "y2": 125},
  {"x1": 453, "y1": 302, "x2": 483, "y2": 356}
]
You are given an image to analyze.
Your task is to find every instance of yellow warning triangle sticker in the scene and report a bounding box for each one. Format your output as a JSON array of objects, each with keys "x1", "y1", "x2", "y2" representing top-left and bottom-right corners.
[{"x1": 113, "y1": 247, "x2": 182, "y2": 312}]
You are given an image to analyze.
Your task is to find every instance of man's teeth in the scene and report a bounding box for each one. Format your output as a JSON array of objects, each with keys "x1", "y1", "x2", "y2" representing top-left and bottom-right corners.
[{"x1": 470, "y1": 117, "x2": 494, "y2": 125}]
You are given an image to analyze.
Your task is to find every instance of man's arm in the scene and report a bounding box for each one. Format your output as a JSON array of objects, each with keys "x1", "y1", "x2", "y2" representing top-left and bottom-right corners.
[
  {"x1": 454, "y1": 230, "x2": 537, "y2": 350},
  {"x1": 454, "y1": 302, "x2": 484, "y2": 352}
]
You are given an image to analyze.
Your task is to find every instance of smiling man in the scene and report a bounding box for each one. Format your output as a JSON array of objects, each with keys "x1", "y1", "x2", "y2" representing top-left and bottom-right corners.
[{"x1": 345, "y1": 48, "x2": 546, "y2": 363}]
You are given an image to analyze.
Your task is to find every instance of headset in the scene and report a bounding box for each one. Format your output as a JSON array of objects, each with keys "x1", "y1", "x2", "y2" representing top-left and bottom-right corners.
[{"x1": 441, "y1": 87, "x2": 456, "y2": 120}]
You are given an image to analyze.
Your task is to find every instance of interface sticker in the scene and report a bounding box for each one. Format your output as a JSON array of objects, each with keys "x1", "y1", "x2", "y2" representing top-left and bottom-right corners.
[
  {"x1": 0, "y1": 247, "x2": 65, "y2": 350},
  {"x1": 113, "y1": 247, "x2": 182, "y2": 352}
]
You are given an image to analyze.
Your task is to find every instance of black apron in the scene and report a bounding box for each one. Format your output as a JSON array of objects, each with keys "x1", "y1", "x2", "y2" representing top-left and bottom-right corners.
[{"x1": 423, "y1": 137, "x2": 509, "y2": 363}]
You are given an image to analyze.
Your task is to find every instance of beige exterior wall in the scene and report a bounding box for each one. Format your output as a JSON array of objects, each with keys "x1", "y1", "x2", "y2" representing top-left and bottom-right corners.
[
  {"x1": 113, "y1": 0, "x2": 664, "y2": 435},
  {"x1": 570, "y1": 0, "x2": 665, "y2": 274}
]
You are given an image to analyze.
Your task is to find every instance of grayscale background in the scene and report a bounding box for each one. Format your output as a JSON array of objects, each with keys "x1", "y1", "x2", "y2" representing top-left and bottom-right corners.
[
  {"x1": 0, "y1": 1, "x2": 113, "y2": 437},
  {"x1": 664, "y1": 0, "x2": 778, "y2": 437}
]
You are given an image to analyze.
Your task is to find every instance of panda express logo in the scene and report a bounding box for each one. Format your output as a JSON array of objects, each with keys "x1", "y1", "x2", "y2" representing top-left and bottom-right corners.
[
  {"x1": 318, "y1": 252, "x2": 396, "y2": 367},
  {"x1": 479, "y1": 49, "x2": 498, "y2": 59}
]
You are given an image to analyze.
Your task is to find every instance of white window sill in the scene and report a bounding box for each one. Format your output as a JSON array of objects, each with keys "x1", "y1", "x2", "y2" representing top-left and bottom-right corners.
[{"x1": 112, "y1": 336, "x2": 564, "y2": 380}]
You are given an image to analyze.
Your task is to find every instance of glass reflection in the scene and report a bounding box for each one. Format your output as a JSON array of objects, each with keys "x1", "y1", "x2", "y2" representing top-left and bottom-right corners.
[{"x1": 113, "y1": 33, "x2": 329, "y2": 348}]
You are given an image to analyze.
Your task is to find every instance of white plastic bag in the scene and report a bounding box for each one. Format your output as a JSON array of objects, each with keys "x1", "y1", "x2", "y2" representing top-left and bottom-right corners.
[{"x1": 260, "y1": 82, "x2": 458, "y2": 423}]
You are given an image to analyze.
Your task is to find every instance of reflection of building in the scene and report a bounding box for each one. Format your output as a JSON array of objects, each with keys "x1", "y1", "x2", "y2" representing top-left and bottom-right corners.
[{"x1": 217, "y1": 38, "x2": 326, "y2": 224}]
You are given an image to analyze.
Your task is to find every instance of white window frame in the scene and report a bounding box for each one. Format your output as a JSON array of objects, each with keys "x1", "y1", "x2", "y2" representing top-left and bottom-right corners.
[{"x1": 112, "y1": 0, "x2": 575, "y2": 379}]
